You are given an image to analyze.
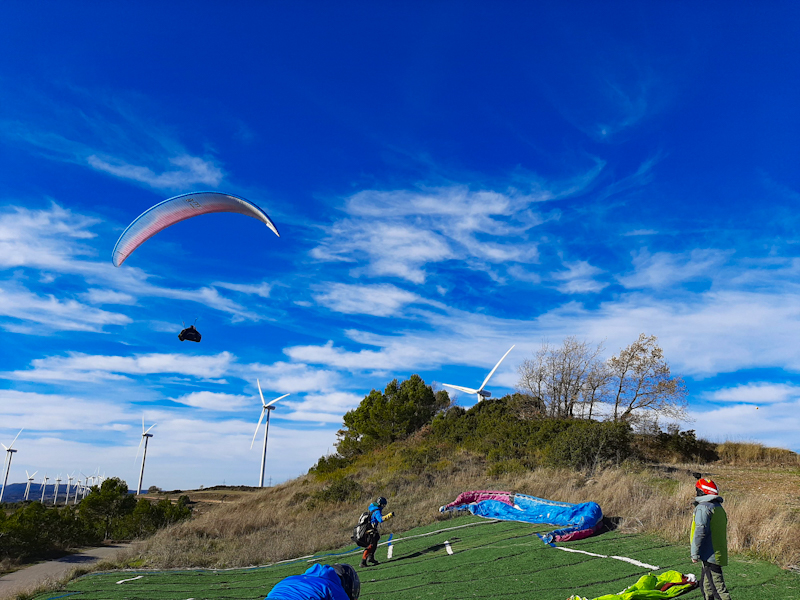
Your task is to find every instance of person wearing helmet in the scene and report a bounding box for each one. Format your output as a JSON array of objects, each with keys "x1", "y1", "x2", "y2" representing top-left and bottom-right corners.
[
  {"x1": 691, "y1": 478, "x2": 732, "y2": 600},
  {"x1": 265, "y1": 563, "x2": 360, "y2": 600},
  {"x1": 360, "y1": 496, "x2": 394, "y2": 568}
]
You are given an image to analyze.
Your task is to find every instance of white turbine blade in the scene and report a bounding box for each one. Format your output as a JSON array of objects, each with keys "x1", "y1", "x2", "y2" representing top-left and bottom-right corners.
[
  {"x1": 1, "y1": 443, "x2": 7, "y2": 451},
  {"x1": 142, "y1": 415, "x2": 145, "y2": 434},
  {"x1": 135, "y1": 435, "x2": 145, "y2": 462},
  {"x1": 264, "y1": 393, "x2": 289, "y2": 409},
  {"x1": 477, "y1": 345, "x2": 515, "y2": 392},
  {"x1": 31, "y1": 470, "x2": 37, "y2": 478},
  {"x1": 257, "y1": 379, "x2": 267, "y2": 405},
  {"x1": 8, "y1": 428, "x2": 23, "y2": 449},
  {"x1": 144, "y1": 423, "x2": 157, "y2": 434},
  {"x1": 250, "y1": 408, "x2": 266, "y2": 449},
  {"x1": 442, "y1": 383, "x2": 479, "y2": 395}
]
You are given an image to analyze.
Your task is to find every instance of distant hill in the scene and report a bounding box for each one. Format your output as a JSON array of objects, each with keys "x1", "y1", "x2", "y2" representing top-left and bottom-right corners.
[{"x1": 1, "y1": 483, "x2": 76, "y2": 504}]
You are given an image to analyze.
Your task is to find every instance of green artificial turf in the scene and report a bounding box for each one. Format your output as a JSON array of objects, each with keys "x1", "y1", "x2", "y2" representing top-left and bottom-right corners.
[{"x1": 30, "y1": 515, "x2": 799, "y2": 600}]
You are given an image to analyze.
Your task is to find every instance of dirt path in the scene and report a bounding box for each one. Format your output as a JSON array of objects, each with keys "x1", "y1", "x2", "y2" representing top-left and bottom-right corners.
[{"x1": 0, "y1": 543, "x2": 134, "y2": 600}]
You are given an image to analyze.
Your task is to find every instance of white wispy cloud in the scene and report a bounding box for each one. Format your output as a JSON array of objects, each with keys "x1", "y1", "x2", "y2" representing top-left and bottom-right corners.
[
  {"x1": 552, "y1": 260, "x2": 607, "y2": 294},
  {"x1": 704, "y1": 382, "x2": 800, "y2": 404},
  {"x1": 618, "y1": 249, "x2": 731, "y2": 290},
  {"x1": 310, "y1": 183, "x2": 579, "y2": 284},
  {"x1": 313, "y1": 282, "x2": 432, "y2": 317},
  {"x1": 171, "y1": 391, "x2": 252, "y2": 411},
  {"x1": 86, "y1": 154, "x2": 222, "y2": 189},
  {"x1": 239, "y1": 362, "x2": 342, "y2": 394},
  {"x1": 82, "y1": 289, "x2": 137, "y2": 305},
  {"x1": 213, "y1": 280, "x2": 273, "y2": 298},
  {"x1": 1, "y1": 87, "x2": 224, "y2": 191},
  {"x1": 4, "y1": 351, "x2": 236, "y2": 382},
  {"x1": 0, "y1": 285, "x2": 131, "y2": 332},
  {"x1": 279, "y1": 391, "x2": 363, "y2": 423}
]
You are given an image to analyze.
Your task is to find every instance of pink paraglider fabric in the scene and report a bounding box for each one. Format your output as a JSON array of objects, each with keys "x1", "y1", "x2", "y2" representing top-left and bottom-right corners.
[
  {"x1": 112, "y1": 191, "x2": 279, "y2": 267},
  {"x1": 552, "y1": 520, "x2": 604, "y2": 542},
  {"x1": 442, "y1": 490, "x2": 515, "y2": 510}
]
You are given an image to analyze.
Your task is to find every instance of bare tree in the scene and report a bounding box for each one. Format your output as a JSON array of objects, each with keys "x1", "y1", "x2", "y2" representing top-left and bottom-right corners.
[
  {"x1": 580, "y1": 360, "x2": 612, "y2": 420},
  {"x1": 517, "y1": 337, "x2": 606, "y2": 419},
  {"x1": 608, "y1": 333, "x2": 688, "y2": 423}
]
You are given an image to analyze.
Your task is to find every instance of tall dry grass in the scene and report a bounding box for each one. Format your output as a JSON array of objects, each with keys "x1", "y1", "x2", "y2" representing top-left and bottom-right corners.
[
  {"x1": 122, "y1": 453, "x2": 800, "y2": 571},
  {"x1": 716, "y1": 441, "x2": 800, "y2": 466}
]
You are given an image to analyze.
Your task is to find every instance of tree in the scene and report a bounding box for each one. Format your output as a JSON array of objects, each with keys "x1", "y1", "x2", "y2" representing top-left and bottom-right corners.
[
  {"x1": 336, "y1": 375, "x2": 450, "y2": 458},
  {"x1": 516, "y1": 337, "x2": 607, "y2": 419},
  {"x1": 608, "y1": 333, "x2": 688, "y2": 423},
  {"x1": 78, "y1": 477, "x2": 137, "y2": 540}
]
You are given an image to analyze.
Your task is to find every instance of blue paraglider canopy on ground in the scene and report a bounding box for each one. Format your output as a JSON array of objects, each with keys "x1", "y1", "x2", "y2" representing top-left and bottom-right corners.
[{"x1": 440, "y1": 490, "x2": 603, "y2": 544}]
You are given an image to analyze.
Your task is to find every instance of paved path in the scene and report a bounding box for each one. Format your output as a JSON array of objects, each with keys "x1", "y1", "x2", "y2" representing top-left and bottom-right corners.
[{"x1": 0, "y1": 543, "x2": 134, "y2": 600}]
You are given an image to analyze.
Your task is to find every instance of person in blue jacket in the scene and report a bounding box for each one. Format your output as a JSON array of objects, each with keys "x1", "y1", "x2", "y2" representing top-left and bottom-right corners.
[
  {"x1": 360, "y1": 497, "x2": 394, "y2": 568},
  {"x1": 266, "y1": 563, "x2": 360, "y2": 600}
]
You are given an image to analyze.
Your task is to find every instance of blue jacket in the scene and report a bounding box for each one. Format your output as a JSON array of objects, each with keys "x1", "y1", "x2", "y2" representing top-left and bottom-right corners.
[
  {"x1": 368, "y1": 502, "x2": 385, "y2": 527},
  {"x1": 266, "y1": 564, "x2": 350, "y2": 600}
]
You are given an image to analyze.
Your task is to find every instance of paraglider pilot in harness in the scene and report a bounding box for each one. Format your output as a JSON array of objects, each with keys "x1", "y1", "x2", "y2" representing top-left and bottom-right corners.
[
  {"x1": 355, "y1": 497, "x2": 393, "y2": 568},
  {"x1": 178, "y1": 320, "x2": 201, "y2": 342},
  {"x1": 265, "y1": 563, "x2": 360, "y2": 600}
]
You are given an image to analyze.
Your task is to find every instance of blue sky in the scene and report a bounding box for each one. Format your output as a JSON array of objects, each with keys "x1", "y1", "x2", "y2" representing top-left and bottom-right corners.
[{"x1": 1, "y1": 3, "x2": 799, "y2": 490}]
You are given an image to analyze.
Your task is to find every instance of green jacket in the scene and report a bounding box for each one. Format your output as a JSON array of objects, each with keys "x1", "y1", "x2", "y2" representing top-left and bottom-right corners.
[
  {"x1": 567, "y1": 570, "x2": 697, "y2": 600},
  {"x1": 690, "y1": 495, "x2": 728, "y2": 566}
]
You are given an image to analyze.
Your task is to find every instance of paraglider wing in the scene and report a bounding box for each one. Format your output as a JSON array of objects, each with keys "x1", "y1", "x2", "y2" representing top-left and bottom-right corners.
[
  {"x1": 440, "y1": 490, "x2": 603, "y2": 544},
  {"x1": 112, "y1": 192, "x2": 280, "y2": 267}
]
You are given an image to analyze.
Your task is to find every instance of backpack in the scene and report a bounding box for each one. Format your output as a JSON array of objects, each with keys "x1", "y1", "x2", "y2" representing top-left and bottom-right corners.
[{"x1": 351, "y1": 508, "x2": 377, "y2": 547}]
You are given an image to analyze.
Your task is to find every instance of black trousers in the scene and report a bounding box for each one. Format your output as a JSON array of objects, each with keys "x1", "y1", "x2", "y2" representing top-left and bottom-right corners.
[{"x1": 362, "y1": 530, "x2": 380, "y2": 562}]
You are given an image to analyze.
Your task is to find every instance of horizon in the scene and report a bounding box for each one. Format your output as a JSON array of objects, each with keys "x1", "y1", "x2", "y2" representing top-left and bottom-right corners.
[{"x1": 2, "y1": 3, "x2": 800, "y2": 490}]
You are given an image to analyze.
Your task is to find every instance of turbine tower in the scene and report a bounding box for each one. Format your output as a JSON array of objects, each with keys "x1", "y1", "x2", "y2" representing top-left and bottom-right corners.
[
  {"x1": 136, "y1": 417, "x2": 156, "y2": 495},
  {"x1": 443, "y1": 345, "x2": 516, "y2": 402},
  {"x1": 24, "y1": 470, "x2": 37, "y2": 501},
  {"x1": 65, "y1": 472, "x2": 74, "y2": 503},
  {"x1": 40, "y1": 474, "x2": 49, "y2": 503},
  {"x1": 0, "y1": 429, "x2": 23, "y2": 503},
  {"x1": 53, "y1": 474, "x2": 62, "y2": 505},
  {"x1": 250, "y1": 380, "x2": 289, "y2": 488}
]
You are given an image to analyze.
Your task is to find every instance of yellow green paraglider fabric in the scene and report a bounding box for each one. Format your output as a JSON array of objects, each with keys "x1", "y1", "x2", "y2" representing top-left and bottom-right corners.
[{"x1": 567, "y1": 570, "x2": 696, "y2": 600}]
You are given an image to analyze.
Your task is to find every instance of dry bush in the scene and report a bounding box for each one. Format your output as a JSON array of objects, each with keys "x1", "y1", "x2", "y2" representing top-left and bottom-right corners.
[
  {"x1": 122, "y1": 455, "x2": 800, "y2": 571},
  {"x1": 716, "y1": 442, "x2": 800, "y2": 466}
]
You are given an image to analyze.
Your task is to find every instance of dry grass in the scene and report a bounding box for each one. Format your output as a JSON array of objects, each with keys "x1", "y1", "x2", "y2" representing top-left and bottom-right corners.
[
  {"x1": 716, "y1": 441, "x2": 800, "y2": 466},
  {"x1": 122, "y1": 452, "x2": 800, "y2": 572}
]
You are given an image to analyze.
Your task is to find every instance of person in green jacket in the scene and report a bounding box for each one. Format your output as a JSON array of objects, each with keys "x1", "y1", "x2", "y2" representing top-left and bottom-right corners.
[{"x1": 691, "y1": 478, "x2": 732, "y2": 600}]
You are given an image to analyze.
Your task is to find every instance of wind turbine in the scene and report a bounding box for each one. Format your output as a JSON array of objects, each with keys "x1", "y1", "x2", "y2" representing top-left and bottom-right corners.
[
  {"x1": 136, "y1": 417, "x2": 156, "y2": 495},
  {"x1": 24, "y1": 470, "x2": 37, "y2": 501},
  {"x1": 40, "y1": 474, "x2": 49, "y2": 503},
  {"x1": 443, "y1": 345, "x2": 516, "y2": 402},
  {"x1": 250, "y1": 380, "x2": 289, "y2": 488},
  {"x1": 53, "y1": 474, "x2": 62, "y2": 505},
  {"x1": 65, "y1": 472, "x2": 74, "y2": 503},
  {"x1": 0, "y1": 429, "x2": 23, "y2": 503}
]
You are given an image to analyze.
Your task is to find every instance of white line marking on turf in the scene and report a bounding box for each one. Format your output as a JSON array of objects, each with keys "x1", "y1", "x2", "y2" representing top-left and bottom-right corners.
[
  {"x1": 444, "y1": 541, "x2": 454, "y2": 555},
  {"x1": 116, "y1": 575, "x2": 144, "y2": 584},
  {"x1": 554, "y1": 547, "x2": 659, "y2": 570},
  {"x1": 610, "y1": 555, "x2": 660, "y2": 569}
]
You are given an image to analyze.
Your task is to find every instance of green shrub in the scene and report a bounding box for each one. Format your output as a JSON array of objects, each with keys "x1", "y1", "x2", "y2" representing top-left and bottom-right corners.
[
  {"x1": 543, "y1": 420, "x2": 633, "y2": 471},
  {"x1": 308, "y1": 453, "x2": 353, "y2": 477},
  {"x1": 308, "y1": 476, "x2": 363, "y2": 507}
]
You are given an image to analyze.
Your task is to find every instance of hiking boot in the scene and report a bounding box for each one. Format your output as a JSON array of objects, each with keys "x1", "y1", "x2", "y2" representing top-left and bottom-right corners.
[{"x1": 359, "y1": 560, "x2": 369, "y2": 568}]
